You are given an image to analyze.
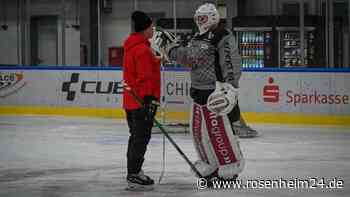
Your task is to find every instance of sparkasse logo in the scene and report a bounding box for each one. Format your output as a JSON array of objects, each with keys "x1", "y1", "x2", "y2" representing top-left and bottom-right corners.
[
  {"x1": 263, "y1": 77, "x2": 279, "y2": 103},
  {"x1": 286, "y1": 90, "x2": 349, "y2": 106},
  {"x1": 262, "y1": 76, "x2": 349, "y2": 106}
]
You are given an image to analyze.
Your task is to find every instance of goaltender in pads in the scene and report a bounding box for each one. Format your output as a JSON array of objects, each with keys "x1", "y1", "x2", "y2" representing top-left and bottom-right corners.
[{"x1": 153, "y1": 3, "x2": 245, "y2": 184}]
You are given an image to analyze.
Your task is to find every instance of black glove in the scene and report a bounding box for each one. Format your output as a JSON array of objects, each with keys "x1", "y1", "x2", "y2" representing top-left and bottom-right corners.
[{"x1": 143, "y1": 95, "x2": 158, "y2": 121}]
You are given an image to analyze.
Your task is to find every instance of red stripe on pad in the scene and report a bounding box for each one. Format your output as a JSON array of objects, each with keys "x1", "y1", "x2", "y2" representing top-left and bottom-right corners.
[
  {"x1": 192, "y1": 104, "x2": 209, "y2": 162},
  {"x1": 202, "y1": 106, "x2": 237, "y2": 165}
]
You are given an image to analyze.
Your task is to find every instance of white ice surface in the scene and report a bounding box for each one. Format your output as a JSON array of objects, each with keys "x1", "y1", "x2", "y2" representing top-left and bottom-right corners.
[{"x1": 0, "y1": 115, "x2": 349, "y2": 197}]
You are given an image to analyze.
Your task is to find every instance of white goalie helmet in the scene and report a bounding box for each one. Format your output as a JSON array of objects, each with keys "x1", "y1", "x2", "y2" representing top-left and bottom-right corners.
[
  {"x1": 207, "y1": 81, "x2": 239, "y2": 115},
  {"x1": 194, "y1": 3, "x2": 220, "y2": 35}
]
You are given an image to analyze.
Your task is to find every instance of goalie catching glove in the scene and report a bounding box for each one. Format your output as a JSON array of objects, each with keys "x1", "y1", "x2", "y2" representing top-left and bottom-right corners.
[
  {"x1": 207, "y1": 81, "x2": 239, "y2": 115},
  {"x1": 151, "y1": 27, "x2": 180, "y2": 61}
]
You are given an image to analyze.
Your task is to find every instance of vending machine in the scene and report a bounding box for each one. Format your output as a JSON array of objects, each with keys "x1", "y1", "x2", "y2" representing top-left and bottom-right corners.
[
  {"x1": 276, "y1": 27, "x2": 316, "y2": 67},
  {"x1": 233, "y1": 27, "x2": 274, "y2": 68}
]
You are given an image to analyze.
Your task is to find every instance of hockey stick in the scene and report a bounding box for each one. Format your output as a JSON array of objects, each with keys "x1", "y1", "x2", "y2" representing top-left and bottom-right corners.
[
  {"x1": 158, "y1": 65, "x2": 166, "y2": 184},
  {"x1": 159, "y1": 126, "x2": 166, "y2": 183},
  {"x1": 121, "y1": 81, "x2": 203, "y2": 178}
]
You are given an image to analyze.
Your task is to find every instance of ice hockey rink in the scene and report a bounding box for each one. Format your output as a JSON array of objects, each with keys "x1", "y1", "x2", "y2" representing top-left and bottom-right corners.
[{"x1": 0, "y1": 115, "x2": 349, "y2": 197}]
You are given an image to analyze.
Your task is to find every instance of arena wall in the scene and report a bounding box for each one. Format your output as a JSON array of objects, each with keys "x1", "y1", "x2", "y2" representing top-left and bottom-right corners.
[{"x1": 0, "y1": 66, "x2": 349, "y2": 126}]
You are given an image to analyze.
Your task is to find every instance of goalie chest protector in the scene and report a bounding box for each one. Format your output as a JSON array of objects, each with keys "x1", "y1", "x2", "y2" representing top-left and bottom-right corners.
[{"x1": 188, "y1": 36, "x2": 217, "y2": 90}]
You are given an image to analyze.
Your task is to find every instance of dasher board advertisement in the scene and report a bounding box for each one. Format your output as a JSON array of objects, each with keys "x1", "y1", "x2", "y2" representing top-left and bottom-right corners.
[
  {"x1": 240, "y1": 72, "x2": 350, "y2": 115},
  {"x1": 0, "y1": 70, "x2": 123, "y2": 107},
  {"x1": 0, "y1": 68, "x2": 350, "y2": 116}
]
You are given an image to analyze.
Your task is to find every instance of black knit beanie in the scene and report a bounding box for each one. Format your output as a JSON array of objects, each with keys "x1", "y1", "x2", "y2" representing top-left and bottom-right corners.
[{"x1": 132, "y1": 11, "x2": 152, "y2": 32}]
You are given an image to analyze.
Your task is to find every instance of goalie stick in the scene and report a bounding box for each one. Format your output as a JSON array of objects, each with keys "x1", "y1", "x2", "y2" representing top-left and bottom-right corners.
[{"x1": 121, "y1": 81, "x2": 203, "y2": 178}]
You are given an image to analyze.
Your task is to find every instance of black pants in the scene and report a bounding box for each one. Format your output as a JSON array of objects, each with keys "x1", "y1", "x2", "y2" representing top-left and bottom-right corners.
[{"x1": 125, "y1": 108, "x2": 154, "y2": 175}]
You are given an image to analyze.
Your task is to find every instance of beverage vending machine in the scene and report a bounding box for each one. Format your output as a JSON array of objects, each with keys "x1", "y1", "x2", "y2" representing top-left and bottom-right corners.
[
  {"x1": 276, "y1": 27, "x2": 315, "y2": 67},
  {"x1": 233, "y1": 27, "x2": 273, "y2": 68}
]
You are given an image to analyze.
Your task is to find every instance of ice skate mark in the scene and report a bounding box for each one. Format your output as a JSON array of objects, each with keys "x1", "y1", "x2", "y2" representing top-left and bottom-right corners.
[
  {"x1": 40, "y1": 179, "x2": 106, "y2": 195},
  {"x1": 0, "y1": 165, "x2": 118, "y2": 182},
  {"x1": 152, "y1": 123, "x2": 190, "y2": 134},
  {"x1": 122, "y1": 182, "x2": 196, "y2": 194},
  {"x1": 95, "y1": 136, "x2": 126, "y2": 145},
  {"x1": 0, "y1": 122, "x2": 17, "y2": 126},
  {"x1": 156, "y1": 182, "x2": 197, "y2": 192}
]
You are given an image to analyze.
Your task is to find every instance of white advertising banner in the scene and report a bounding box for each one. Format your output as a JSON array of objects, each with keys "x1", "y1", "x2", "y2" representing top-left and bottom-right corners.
[
  {"x1": 0, "y1": 68, "x2": 349, "y2": 115},
  {"x1": 0, "y1": 69, "x2": 123, "y2": 107},
  {"x1": 239, "y1": 72, "x2": 350, "y2": 115}
]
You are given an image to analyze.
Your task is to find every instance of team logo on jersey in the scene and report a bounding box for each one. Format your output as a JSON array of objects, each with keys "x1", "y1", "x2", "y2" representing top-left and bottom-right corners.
[
  {"x1": 0, "y1": 72, "x2": 26, "y2": 98},
  {"x1": 200, "y1": 44, "x2": 209, "y2": 49},
  {"x1": 263, "y1": 77, "x2": 279, "y2": 103}
]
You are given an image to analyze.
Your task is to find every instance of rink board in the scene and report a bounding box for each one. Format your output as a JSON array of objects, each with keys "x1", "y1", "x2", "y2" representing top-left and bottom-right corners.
[{"x1": 0, "y1": 66, "x2": 349, "y2": 126}]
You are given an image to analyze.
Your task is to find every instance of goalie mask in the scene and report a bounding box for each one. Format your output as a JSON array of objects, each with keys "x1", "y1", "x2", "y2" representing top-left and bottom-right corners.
[
  {"x1": 194, "y1": 3, "x2": 220, "y2": 35},
  {"x1": 207, "y1": 81, "x2": 239, "y2": 115}
]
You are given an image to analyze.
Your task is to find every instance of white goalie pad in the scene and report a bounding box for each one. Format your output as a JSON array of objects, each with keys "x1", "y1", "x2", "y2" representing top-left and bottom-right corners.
[
  {"x1": 207, "y1": 81, "x2": 239, "y2": 116},
  {"x1": 190, "y1": 102, "x2": 245, "y2": 179}
]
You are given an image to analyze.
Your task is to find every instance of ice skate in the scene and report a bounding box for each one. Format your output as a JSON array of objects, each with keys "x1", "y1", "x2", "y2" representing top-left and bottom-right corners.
[
  {"x1": 125, "y1": 171, "x2": 155, "y2": 191},
  {"x1": 232, "y1": 122, "x2": 259, "y2": 138}
]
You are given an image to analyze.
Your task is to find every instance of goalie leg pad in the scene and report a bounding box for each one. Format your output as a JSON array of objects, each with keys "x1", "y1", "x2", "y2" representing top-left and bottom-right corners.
[
  {"x1": 190, "y1": 103, "x2": 210, "y2": 163},
  {"x1": 190, "y1": 102, "x2": 245, "y2": 178},
  {"x1": 190, "y1": 102, "x2": 245, "y2": 179},
  {"x1": 202, "y1": 106, "x2": 245, "y2": 179},
  {"x1": 191, "y1": 102, "x2": 218, "y2": 177}
]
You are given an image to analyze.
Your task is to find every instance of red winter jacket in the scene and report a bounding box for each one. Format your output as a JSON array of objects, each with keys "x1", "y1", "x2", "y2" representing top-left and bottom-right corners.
[{"x1": 122, "y1": 32, "x2": 161, "y2": 110}]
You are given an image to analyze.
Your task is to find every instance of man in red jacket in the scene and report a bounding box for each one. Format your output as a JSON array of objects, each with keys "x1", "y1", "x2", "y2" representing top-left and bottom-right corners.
[{"x1": 122, "y1": 11, "x2": 161, "y2": 191}]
